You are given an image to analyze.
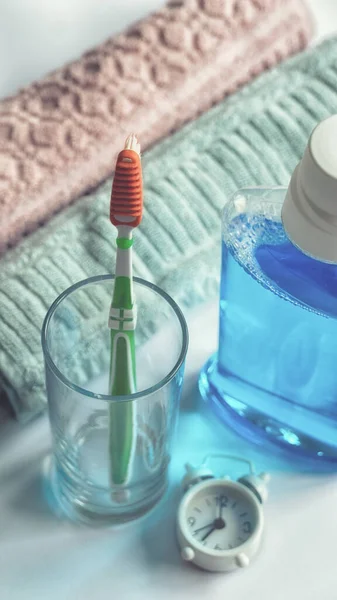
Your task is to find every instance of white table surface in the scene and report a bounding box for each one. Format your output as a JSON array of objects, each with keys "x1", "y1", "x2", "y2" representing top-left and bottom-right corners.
[{"x1": 1, "y1": 1, "x2": 337, "y2": 599}]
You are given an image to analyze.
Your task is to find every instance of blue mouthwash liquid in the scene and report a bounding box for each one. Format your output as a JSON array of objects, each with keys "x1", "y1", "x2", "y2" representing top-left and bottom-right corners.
[{"x1": 200, "y1": 210, "x2": 337, "y2": 462}]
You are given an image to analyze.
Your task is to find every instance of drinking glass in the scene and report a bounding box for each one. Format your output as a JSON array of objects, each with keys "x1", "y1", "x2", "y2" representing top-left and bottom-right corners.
[{"x1": 42, "y1": 275, "x2": 188, "y2": 524}]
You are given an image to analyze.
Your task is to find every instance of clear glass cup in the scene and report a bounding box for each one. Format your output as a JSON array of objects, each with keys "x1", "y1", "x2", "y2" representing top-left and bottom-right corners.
[{"x1": 41, "y1": 275, "x2": 188, "y2": 525}]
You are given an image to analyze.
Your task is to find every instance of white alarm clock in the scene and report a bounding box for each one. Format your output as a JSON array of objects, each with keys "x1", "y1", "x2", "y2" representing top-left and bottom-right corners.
[{"x1": 177, "y1": 455, "x2": 269, "y2": 572}]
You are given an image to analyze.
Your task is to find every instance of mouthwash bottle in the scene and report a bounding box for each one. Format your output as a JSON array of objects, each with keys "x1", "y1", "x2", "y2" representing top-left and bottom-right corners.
[{"x1": 199, "y1": 115, "x2": 337, "y2": 465}]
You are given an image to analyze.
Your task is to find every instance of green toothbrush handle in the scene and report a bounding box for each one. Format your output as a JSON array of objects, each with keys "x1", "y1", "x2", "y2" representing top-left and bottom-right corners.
[{"x1": 109, "y1": 327, "x2": 136, "y2": 484}]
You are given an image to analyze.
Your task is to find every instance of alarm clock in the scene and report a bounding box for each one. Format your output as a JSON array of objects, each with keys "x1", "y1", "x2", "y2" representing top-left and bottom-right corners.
[{"x1": 177, "y1": 455, "x2": 269, "y2": 572}]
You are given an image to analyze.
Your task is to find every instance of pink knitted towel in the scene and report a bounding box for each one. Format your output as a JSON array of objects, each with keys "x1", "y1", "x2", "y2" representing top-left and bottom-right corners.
[{"x1": 0, "y1": 0, "x2": 312, "y2": 252}]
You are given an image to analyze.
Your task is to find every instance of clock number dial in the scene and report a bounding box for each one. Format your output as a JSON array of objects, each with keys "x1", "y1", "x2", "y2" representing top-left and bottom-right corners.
[
  {"x1": 243, "y1": 521, "x2": 252, "y2": 534},
  {"x1": 185, "y1": 486, "x2": 259, "y2": 553},
  {"x1": 216, "y1": 495, "x2": 228, "y2": 508}
]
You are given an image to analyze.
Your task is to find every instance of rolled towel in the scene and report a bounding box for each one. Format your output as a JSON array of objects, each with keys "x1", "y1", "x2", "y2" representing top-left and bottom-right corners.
[{"x1": 0, "y1": 0, "x2": 313, "y2": 252}]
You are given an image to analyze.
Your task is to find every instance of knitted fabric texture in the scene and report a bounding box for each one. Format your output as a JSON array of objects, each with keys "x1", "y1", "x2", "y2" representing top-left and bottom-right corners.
[
  {"x1": 0, "y1": 0, "x2": 312, "y2": 252},
  {"x1": 1, "y1": 37, "x2": 336, "y2": 423}
]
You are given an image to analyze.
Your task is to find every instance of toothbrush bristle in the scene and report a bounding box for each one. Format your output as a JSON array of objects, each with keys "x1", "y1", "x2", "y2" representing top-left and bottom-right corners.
[
  {"x1": 124, "y1": 134, "x2": 141, "y2": 155},
  {"x1": 110, "y1": 135, "x2": 143, "y2": 227}
]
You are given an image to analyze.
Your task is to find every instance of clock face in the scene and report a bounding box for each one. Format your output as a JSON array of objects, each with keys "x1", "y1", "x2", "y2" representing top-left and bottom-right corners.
[{"x1": 184, "y1": 483, "x2": 259, "y2": 552}]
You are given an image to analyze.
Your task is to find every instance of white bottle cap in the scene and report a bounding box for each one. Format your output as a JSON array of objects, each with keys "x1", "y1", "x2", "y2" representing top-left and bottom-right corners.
[{"x1": 282, "y1": 114, "x2": 337, "y2": 263}]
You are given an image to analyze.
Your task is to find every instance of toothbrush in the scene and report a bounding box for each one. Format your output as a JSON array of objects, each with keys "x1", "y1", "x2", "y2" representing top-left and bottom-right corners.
[{"x1": 108, "y1": 133, "x2": 143, "y2": 486}]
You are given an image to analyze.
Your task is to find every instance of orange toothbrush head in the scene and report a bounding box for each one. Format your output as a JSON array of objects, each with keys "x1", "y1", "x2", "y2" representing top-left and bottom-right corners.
[{"x1": 110, "y1": 134, "x2": 143, "y2": 229}]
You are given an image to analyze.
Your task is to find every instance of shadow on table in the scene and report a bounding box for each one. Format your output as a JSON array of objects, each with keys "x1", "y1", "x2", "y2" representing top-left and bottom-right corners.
[
  {"x1": 140, "y1": 485, "x2": 183, "y2": 570},
  {"x1": 3, "y1": 451, "x2": 60, "y2": 526}
]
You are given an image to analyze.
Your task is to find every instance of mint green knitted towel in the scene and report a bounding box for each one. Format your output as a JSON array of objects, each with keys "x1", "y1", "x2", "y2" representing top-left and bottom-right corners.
[{"x1": 1, "y1": 37, "x2": 337, "y2": 422}]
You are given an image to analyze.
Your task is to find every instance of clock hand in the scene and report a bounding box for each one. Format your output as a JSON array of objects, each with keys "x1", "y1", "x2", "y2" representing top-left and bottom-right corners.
[
  {"x1": 218, "y1": 495, "x2": 227, "y2": 519},
  {"x1": 218, "y1": 499, "x2": 223, "y2": 520},
  {"x1": 201, "y1": 526, "x2": 216, "y2": 542},
  {"x1": 193, "y1": 522, "x2": 214, "y2": 534}
]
